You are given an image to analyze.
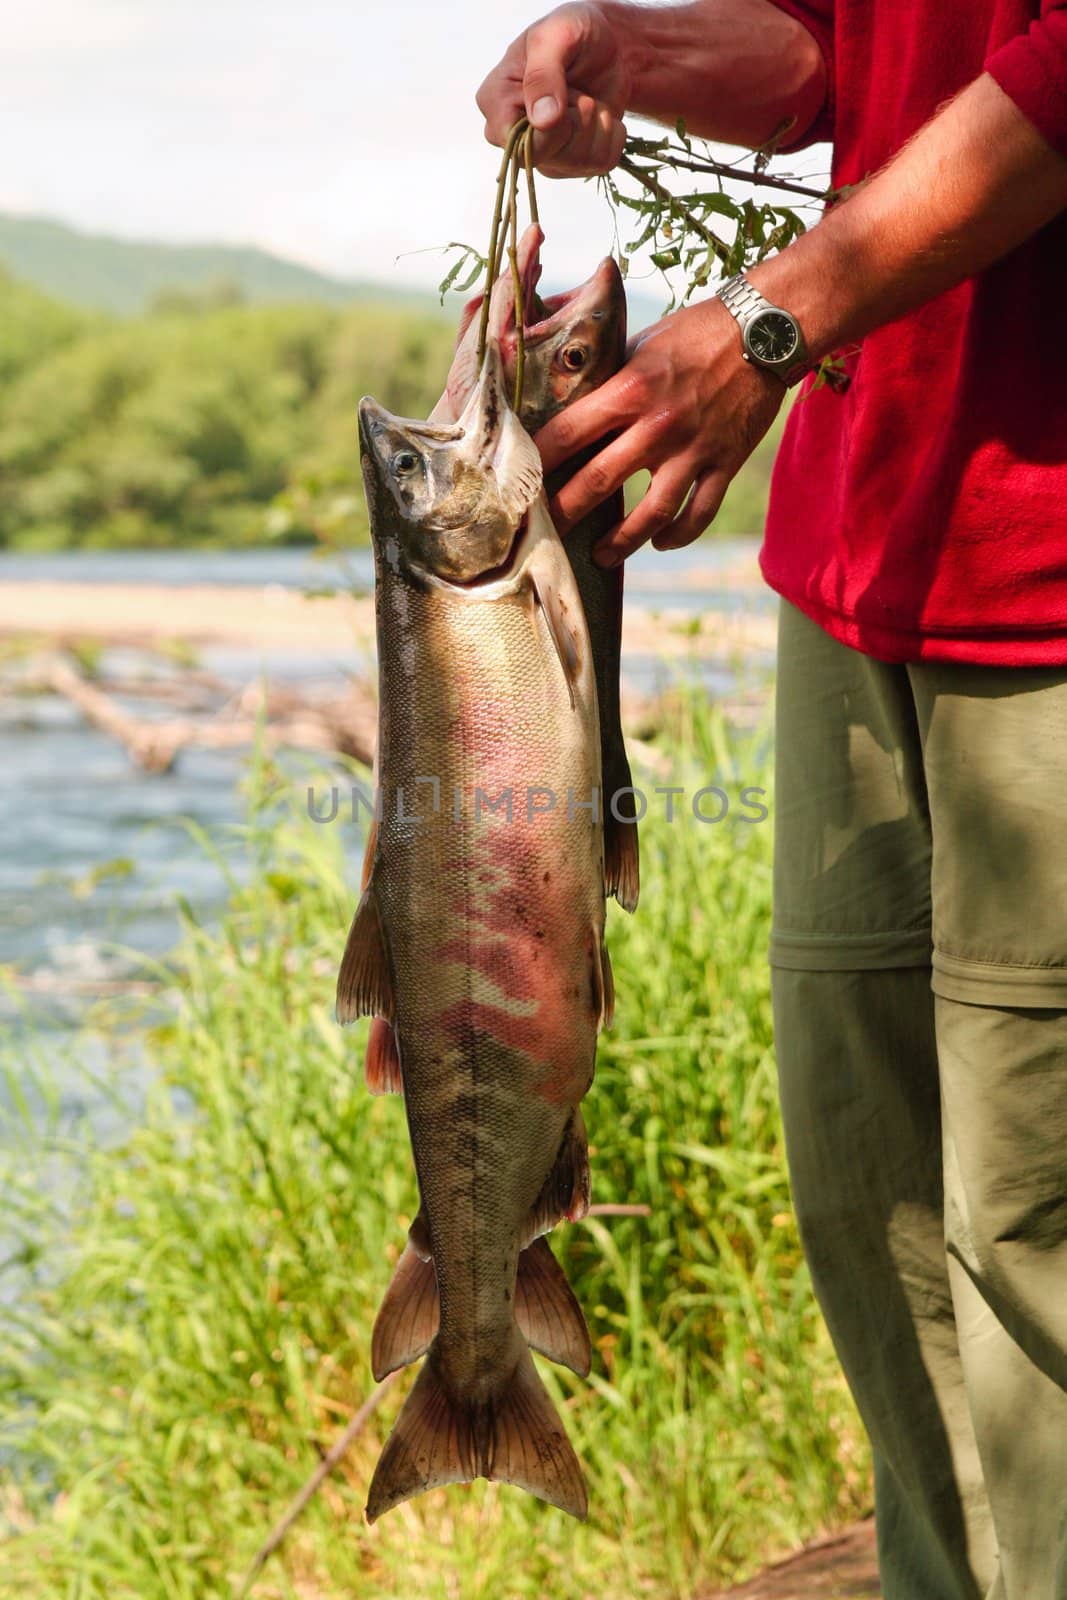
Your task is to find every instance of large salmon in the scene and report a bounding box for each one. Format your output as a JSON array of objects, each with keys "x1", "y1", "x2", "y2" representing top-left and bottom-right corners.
[
  {"x1": 340, "y1": 347, "x2": 610, "y2": 1522},
  {"x1": 433, "y1": 226, "x2": 639, "y2": 913}
]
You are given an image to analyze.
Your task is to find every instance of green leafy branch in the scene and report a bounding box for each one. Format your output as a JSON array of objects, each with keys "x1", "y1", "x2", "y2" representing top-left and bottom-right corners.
[
  {"x1": 435, "y1": 117, "x2": 845, "y2": 387},
  {"x1": 604, "y1": 119, "x2": 828, "y2": 309}
]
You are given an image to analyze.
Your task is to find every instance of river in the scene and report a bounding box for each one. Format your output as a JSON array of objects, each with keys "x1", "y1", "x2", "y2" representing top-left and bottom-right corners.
[{"x1": 0, "y1": 540, "x2": 772, "y2": 1059}]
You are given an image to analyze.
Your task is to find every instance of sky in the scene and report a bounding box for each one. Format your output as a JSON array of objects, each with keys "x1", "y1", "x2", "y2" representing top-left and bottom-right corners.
[{"x1": 1, "y1": 0, "x2": 829, "y2": 297}]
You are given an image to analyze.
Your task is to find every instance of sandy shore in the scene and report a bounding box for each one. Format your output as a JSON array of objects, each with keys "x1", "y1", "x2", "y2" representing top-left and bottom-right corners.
[{"x1": 0, "y1": 580, "x2": 776, "y2": 659}]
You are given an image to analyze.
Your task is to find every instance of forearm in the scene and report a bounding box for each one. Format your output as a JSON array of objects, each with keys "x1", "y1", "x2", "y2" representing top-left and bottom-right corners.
[
  {"x1": 750, "y1": 72, "x2": 1067, "y2": 363},
  {"x1": 603, "y1": 0, "x2": 827, "y2": 147}
]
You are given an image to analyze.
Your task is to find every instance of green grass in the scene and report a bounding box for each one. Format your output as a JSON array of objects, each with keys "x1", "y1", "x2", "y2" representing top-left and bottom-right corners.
[{"x1": 0, "y1": 698, "x2": 870, "y2": 1598}]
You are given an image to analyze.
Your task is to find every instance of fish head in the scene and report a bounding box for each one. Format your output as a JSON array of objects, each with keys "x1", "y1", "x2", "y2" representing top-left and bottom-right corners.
[
  {"x1": 501, "y1": 252, "x2": 627, "y2": 435},
  {"x1": 359, "y1": 343, "x2": 543, "y2": 586},
  {"x1": 433, "y1": 233, "x2": 627, "y2": 434}
]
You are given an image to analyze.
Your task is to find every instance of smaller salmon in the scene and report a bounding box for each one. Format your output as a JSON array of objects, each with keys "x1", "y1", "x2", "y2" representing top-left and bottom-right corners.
[{"x1": 434, "y1": 227, "x2": 639, "y2": 914}]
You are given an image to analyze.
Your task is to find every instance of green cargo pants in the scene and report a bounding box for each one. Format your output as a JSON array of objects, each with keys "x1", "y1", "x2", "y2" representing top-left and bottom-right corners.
[{"x1": 771, "y1": 600, "x2": 1067, "y2": 1600}]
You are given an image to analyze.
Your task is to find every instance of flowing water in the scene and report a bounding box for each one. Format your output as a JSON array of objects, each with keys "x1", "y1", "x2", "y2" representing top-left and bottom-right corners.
[{"x1": 0, "y1": 539, "x2": 771, "y2": 1065}]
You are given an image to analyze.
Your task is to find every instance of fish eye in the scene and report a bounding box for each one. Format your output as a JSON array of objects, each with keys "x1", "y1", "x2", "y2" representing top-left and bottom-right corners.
[
  {"x1": 560, "y1": 344, "x2": 588, "y2": 373},
  {"x1": 392, "y1": 449, "x2": 419, "y2": 475}
]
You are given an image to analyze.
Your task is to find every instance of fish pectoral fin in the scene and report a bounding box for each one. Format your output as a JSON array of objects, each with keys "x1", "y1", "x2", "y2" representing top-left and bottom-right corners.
[
  {"x1": 515, "y1": 1237, "x2": 591, "y2": 1378},
  {"x1": 604, "y1": 810, "x2": 640, "y2": 913},
  {"x1": 365, "y1": 1016, "x2": 403, "y2": 1095},
  {"x1": 365, "y1": 1340, "x2": 587, "y2": 1524},
  {"x1": 370, "y1": 1240, "x2": 439, "y2": 1381},
  {"x1": 336, "y1": 884, "x2": 393, "y2": 1026},
  {"x1": 523, "y1": 1109, "x2": 591, "y2": 1247},
  {"x1": 529, "y1": 561, "x2": 581, "y2": 711}
]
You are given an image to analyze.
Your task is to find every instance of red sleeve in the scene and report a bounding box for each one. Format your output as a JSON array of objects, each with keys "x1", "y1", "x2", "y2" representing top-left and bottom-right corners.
[
  {"x1": 763, "y1": 0, "x2": 835, "y2": 148},
  {"x1": 985, "y1": 0, "x2": 1067, "y2": 156}
]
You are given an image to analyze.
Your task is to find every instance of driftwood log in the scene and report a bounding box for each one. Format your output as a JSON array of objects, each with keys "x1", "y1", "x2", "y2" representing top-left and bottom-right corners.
[
  {"x1": 31, "y1": 654, "x2": 376, "y2": 774},
  {"x1": 7, "y1": 645, "x2": 767, "y2": 777}
]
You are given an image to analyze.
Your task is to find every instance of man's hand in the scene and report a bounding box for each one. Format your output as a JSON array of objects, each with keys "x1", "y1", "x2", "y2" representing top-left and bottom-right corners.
[
  {"x1": 537, "y1": 299, "x2": 786, "y2": 564},
  {"x1": 477, "y1": 2, "x2": 829, "y2": 168},
  {"x1": 476, "y1": 4, "x2": 630, "y2": 177}
]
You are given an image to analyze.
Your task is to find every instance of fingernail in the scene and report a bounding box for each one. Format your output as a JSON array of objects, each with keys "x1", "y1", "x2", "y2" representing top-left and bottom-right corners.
[
  {"x1": 593, "y1": 546, "x2": 621, "y2": 569},
  {"x1": 530, "y1": 95, "x2": 558, "y2": 127}
]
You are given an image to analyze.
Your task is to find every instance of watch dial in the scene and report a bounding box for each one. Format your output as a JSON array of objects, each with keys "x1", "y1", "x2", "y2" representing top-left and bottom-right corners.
[{"x1": 747, "y1": 311, "x2": 799, "y2": 365}]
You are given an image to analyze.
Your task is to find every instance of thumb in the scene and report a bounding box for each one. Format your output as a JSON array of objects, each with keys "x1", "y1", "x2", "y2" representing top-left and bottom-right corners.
[{"x1": 521, "y1": 22, "x2": 571, "y2": 130}]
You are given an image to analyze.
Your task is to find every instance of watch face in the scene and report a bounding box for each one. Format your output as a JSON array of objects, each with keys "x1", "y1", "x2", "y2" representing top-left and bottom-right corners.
[{"x1": 746, "y1": 310, "x2": 799, "y2": 365}]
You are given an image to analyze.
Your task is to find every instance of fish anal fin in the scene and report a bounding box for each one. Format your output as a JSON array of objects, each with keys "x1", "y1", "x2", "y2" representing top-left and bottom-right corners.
[
  {"x1": 515, "y1": 1238, "x2": 591, "y2": 1378},
  {"x1": 336, "y1": 885, "x2": 393, "y2": 1026},
  {"x1": 370, "y1": 1242, "x2": 439, "y2": 1381},
  {"x1": 365, "y1": 1340, "x2": 587, "y2": 1524},
  {"x1": 523, "y1": 1109, "x2": 591, "y2": 1247},
  {"x1": 365, "y1": 1016, "x2": 402, "y2": 1095}
]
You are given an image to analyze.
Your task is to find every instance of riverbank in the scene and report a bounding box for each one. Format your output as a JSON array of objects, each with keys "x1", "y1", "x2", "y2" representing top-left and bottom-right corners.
[{"x1": 0, "y1": 573, "x2": 775, "y2": 658}]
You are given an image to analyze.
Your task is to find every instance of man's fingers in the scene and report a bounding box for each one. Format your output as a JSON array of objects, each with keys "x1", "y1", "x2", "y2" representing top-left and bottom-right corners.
[
  {"x1": 522, "y1": 16, "x2": 576, "y2": 129},
  {"x1": 592, "y1": 460, "x2": 696, "y2": 566},
  {"x1": 536, "y1": 370, "x2": 644, "y2": 474},
  {"x1": 475, "y1": 36, "x2": 528, "y2": 147},
  {"x1": 536, "y1": 96, "x2": 625, "y2": 177},
  {"x1": 652, "y1": 471, "x2": 729, "y2": 550},
  {"x1": 550, "y1": 426, "x2": 655, "y2": 530}
]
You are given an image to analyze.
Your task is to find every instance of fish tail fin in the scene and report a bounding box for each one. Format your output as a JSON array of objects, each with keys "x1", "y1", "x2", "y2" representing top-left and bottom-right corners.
[{"x1": 365, "y1": 1339, "x2": 587, "y2": 1524}]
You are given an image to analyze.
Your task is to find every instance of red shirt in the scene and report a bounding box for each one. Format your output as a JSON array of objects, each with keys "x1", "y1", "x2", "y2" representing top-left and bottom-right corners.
[{"x1": 762, "y1": 0, "x2": 1067, "y2": 663}]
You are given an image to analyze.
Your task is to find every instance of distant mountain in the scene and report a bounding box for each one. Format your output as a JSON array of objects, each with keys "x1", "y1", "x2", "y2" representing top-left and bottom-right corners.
[{"x1": 0, "y1": 212, "x2": 438, "y2": 316}]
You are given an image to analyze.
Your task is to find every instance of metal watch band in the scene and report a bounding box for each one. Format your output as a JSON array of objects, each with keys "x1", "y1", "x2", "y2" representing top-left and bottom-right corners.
[
  {"x1": 717, "y1": 272, "x2": 810, "y2": 387},
  {"x1": 718, "y1": 273, "x2": 769, "y2": 323}
]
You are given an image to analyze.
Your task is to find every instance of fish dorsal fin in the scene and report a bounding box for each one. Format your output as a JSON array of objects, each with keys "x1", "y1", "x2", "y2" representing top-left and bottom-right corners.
[
  {"x1": 371, "y1": 1241, "x2": 439, "y2": 1381},
  {"x1": 336, "y1": 885, "x2": 393, "y2": 1026},
  {"x1": 365, "y1": 1015, "x2": 402, "y2": 1095}
]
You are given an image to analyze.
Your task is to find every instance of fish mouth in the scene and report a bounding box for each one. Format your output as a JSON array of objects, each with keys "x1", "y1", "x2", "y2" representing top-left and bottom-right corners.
[
  {"x1": 358, "y1": 395, "x2": 461, "y2": 451},
  {"x1": 439, "y1": 511, "x2": 531, "y2": 592},
  {"x1": 488, "y1": 223, "x2": 545, "y2": 352},
  {"x1": 496, "y1": 246, "x2": 625, "y2": 353},
  {"x1": 531, "y1": 257, "x2": 624, "y2": 339}
]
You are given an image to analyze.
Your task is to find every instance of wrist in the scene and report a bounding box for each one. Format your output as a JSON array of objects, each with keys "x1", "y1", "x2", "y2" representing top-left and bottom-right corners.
[
  {"x1": 716, "y1": 272, "x2": 813, "y2": 386},
  {"x1": 595, "y1": 1, "x2": 654, "y2": 106},
  {"x1": 745, "y1": 249, "x2": 846, "y2": 369}
]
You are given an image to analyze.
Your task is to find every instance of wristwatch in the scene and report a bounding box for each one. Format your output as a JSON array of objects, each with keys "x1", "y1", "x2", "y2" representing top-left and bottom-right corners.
[{"x1": 717, "y1": 273, "x2": 811, "y2": 387}]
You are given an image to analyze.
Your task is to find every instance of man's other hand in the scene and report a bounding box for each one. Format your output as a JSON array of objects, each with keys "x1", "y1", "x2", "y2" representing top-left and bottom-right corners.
[
  {"x1": 536, "y1": 298, "x2": 786, "y2": 564},
  {"x1": 476, "y1": 3, "x2": 630, "y2": 176}
]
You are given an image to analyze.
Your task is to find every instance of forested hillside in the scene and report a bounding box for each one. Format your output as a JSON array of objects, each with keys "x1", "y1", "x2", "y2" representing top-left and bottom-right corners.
[
  {"x1": 0, "y1": 267, "x2": 780, "y2": 551},
  {"x1": 0, "y1": 213, "x2": 430, "y2": 316},
  {"x1": 0, "y1": 271, "x2": 455, "y2": 550}
]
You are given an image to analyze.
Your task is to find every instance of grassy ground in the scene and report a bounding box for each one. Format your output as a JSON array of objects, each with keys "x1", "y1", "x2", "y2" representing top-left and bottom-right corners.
[{"x1": 0, "y1": 696, "x2": 870, "y2": 1598}]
